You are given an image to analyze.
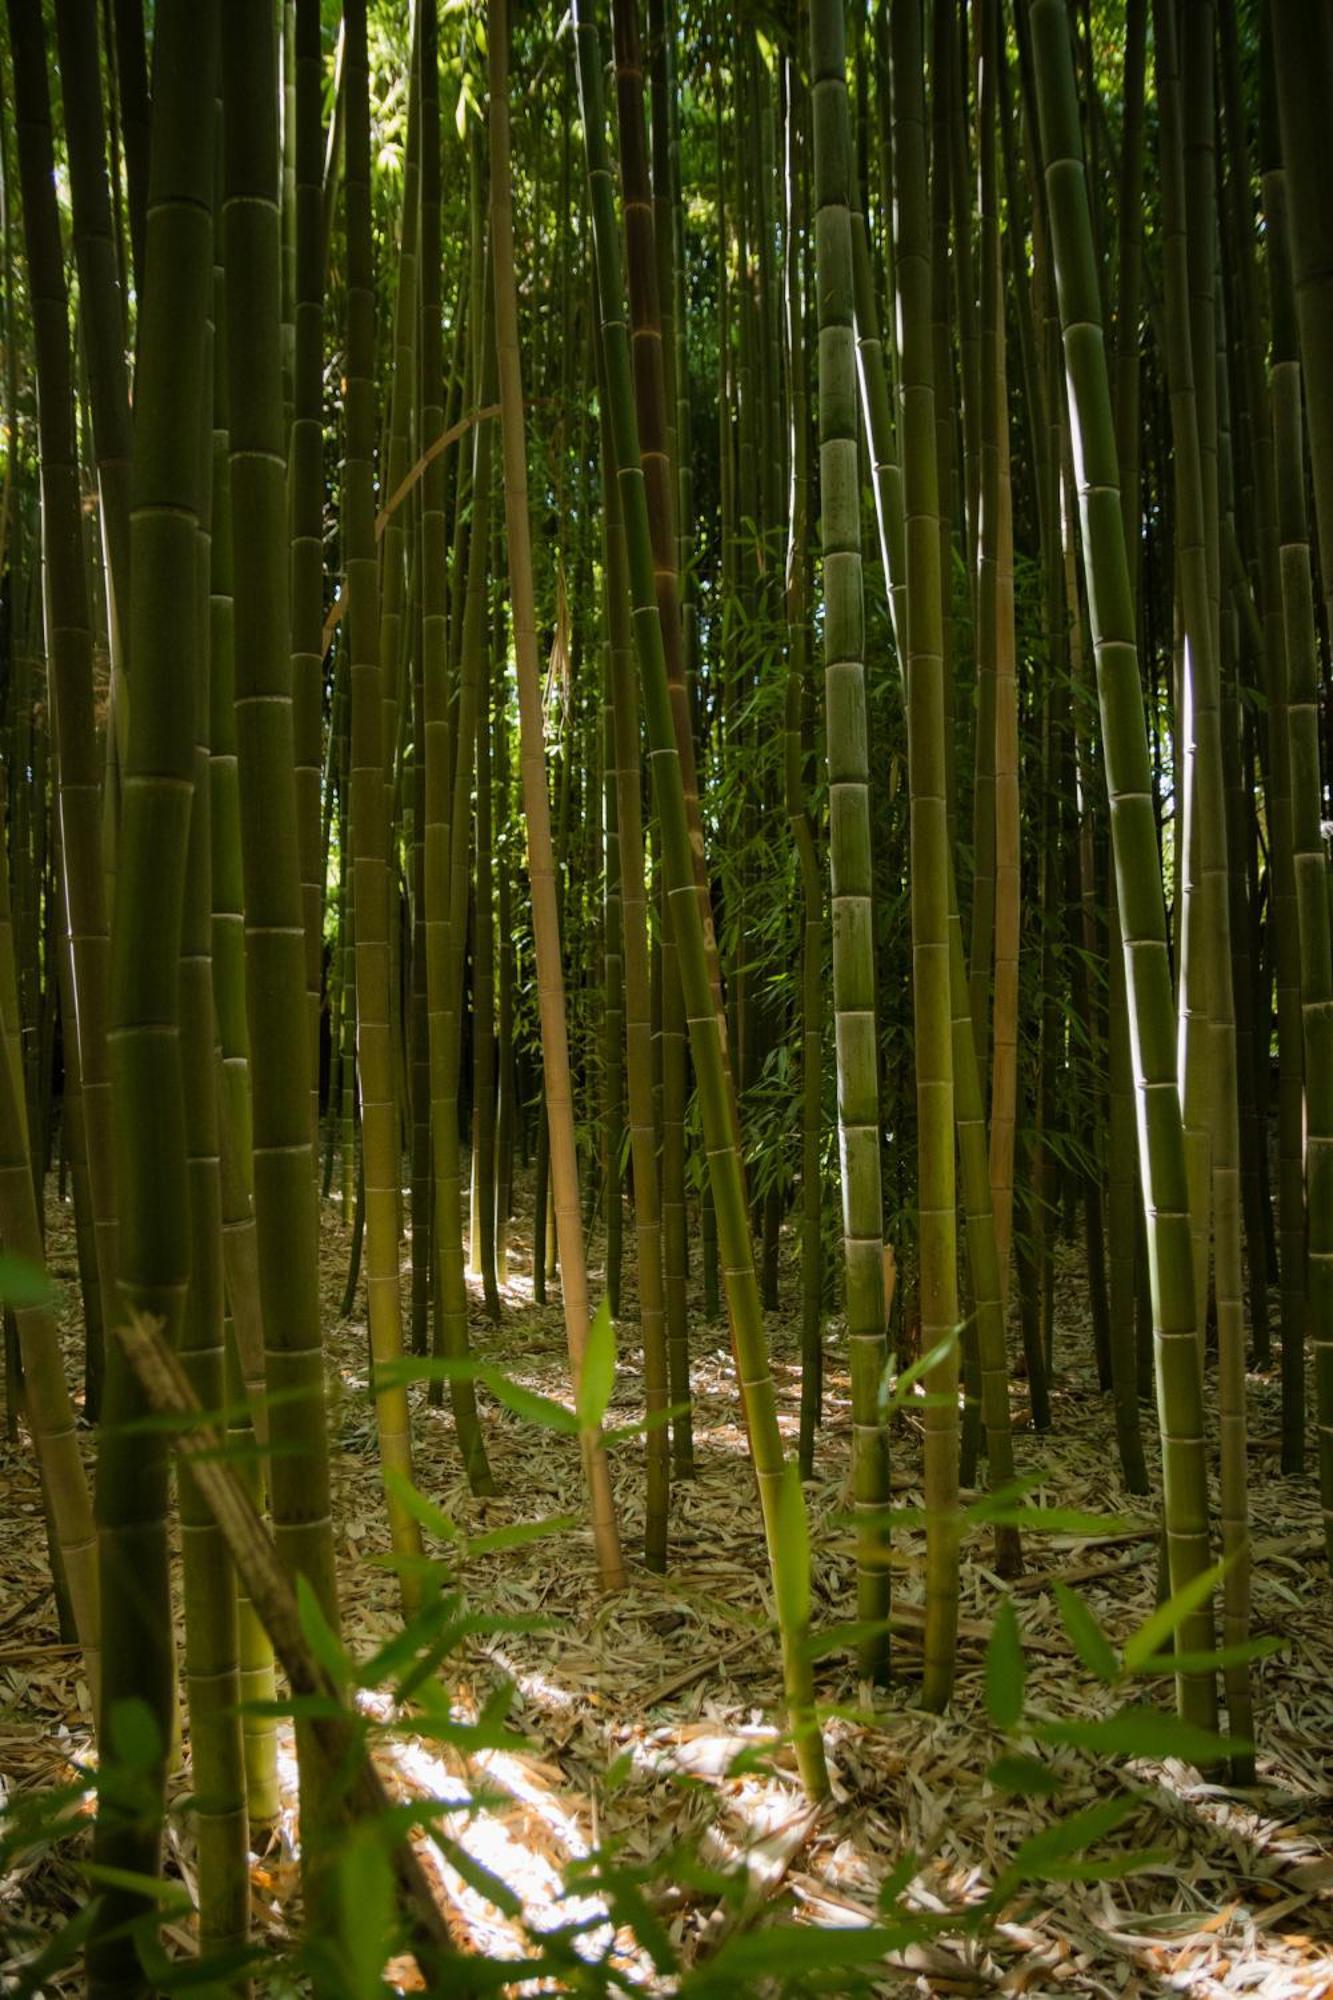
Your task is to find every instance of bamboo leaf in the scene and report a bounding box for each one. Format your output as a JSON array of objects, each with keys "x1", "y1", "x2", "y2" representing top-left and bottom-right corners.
[
  {"x1": 479, "y1": 1365, "x2": 581, "y2": 1436},
  {"x1": 296, "y1": 1574, "x2": 350, "y2": 1690},
  {"x1": 1129, "y1": 1636, "x2": 1284, "y2": 1676},
  {"x1": 383, "y1": 1467, "x2": 459, "y2": 1546},
  {"x1": 577, "y1": 1298, "x2": 615, "y2": 1430},
  {"x1": 985, "y1": 1597, "x2": 1026, "y2": 1729},
  {"x1": 1005, "y1": 1797, "x2": 1138, "y2": 1881},
  {"x1": 1032, "y1": 1705, "x2": 1243, "y2": 1763},
  {"x1": 987, "y1": 1753, "x2": 1060, "y2": 1797},
  {"x1": 463, "y1": 1515, "x2": 579, "y2": 1559},
  {"x1": 1053, "y1": 1583, "x2": 1120, "y2": 1683},
  {"x1": 1122, "y1": 1558, "x2": 1229, "y2": 1670},
  {"x1": 0, "y1": 1254, "x2": 54, "y2": 1308}
]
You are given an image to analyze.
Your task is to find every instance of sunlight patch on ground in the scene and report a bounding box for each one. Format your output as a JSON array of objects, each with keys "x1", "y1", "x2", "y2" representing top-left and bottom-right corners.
[{"x1": 353, "y1": 1689, "x2": 658, "y2": 1988}]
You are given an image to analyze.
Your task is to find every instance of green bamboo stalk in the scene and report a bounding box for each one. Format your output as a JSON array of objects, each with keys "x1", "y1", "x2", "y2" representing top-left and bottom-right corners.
[
  {"x1": 220, "y1": 0, "x2": 342, "y2": 1903},
  {"x1": 1271, "y1": 185, "x2": 1333, "y2": 1564},
  {"x1": 784, "y1": 46, "x2": 826, "y2": 1483},
  {"x1": 6, "y1": 0, "x2": 119, "y2": 1456},
  {"x1": 418, "y1": 15, "x2": 494, "y2": 1488},
  {"x1": 51, "y1": 0, "x2": 132, "y2": 788},
  {"x1": 178, "y1": 272, "x2": 250, "y2": 1958},
  {"x1": 601, "y1": 626, "x2": 626, "y2": 1321},
  {"x1": 1269, "y1": 0, "x2": 1333, "y2": 1547},
  {"x1": 1256, "y1": 29, "x2": 1305, "y2": 1472},
  {"x1": 1269, "y1": 3, "x2": 1333, "y2": 633},
  {"x1": 598, "y1": 330, "x2": 670, "y2": 1570},
  {"x1": 343, "y1": 0, "x2": 424, "y2": 1607},
  {"x1": 470, "y1": 629, "x2": 500, "y2": 1320},
  {"x1": 1156, "y1": 0, "x2": 1251, "y2": 1754},
  {"x1": 0, "y1": 788, "x2": 99, "y2": 1694},
  {"x1": 109, "y1": 0, "x2": 148, "y2": 293},
  {"x1": 94, "y1": 6, "x2": 217, "y2": 1983},
  {"x1": 809, "y1": 0, "x2": 892, "y2": 1683},
  {"x1": 576, "y1": 0, "x2": 827, "y2": 1797},
  {"x1": 290, "y1": 0, "x2": 327, "y2": 1152},
  {"x1": 1027, "y1": 0, "x2": 1218, "y2": 1729}
]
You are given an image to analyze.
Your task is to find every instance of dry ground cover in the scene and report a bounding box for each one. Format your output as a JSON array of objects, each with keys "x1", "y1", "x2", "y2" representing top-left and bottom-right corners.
[{"x1": 3, "y1": 1185, "x2": 1332, "y2": 1996}]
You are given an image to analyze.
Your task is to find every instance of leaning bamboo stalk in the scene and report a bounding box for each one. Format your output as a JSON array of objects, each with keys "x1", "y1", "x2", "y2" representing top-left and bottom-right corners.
[
  {"x1": 490, "y1": 0, "x2": 624, "y2": 1589},
  {"x1": 112, "y1": 1310, "x2": 459, "y2": 1965}
]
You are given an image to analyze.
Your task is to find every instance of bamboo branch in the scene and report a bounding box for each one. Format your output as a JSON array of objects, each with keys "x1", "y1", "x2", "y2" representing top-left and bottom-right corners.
[{"x1": 111, "y1": 1311, "x2": 456, "y2": 1962}]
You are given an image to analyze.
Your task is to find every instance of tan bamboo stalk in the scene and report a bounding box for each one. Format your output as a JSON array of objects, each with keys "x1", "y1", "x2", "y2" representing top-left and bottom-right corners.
[{"x1": 489, "y1": 0, "x2": 625, "y2": 1589}]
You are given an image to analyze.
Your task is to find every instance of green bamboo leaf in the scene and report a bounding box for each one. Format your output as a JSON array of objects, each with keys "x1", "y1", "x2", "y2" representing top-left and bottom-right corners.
[
  {"x1": 478, "y1": 1365, "x2": 581, "y2": 1436},
  {"x1": 296, "y1": 1574, "x2": 350, "y2": 1690},
  {"x1": 985, "y1": 1597, "x2": 1025, "y2": 1729},
  {"x1": 338, "y1": 1828, "x2": 395, "y2": 2000},
  {"x1": 437, "y1": 1837, "x2": 523, "y2": 1919},
  {"x1": 885, "y1": 1326, "x2": 961, "y2": 1412},
  {"x1": 877, "y1": 1848, "x2": 920, "y2": 1912},
  {"x1": 236, "y1": 1695, "x2": 349, "y2": 1721},
  {"x1": 383, "y1": 1467, "x2": 459, "y2": 1546},
  {"x1": 576, "y1": 1298, "x2": 615, "y2": 1430},
  {"x1": 967, "y1": 1496, "x2": 1139, "y2": 1535},
  {"x1": 0, "y1": 1254, "x2": 54, "y2": 1308},
  {"x1": 800, "y1": 1618, "x2": 893, "y2": 1663},
  {"x1": 986, "y1": 1753, "x2": 1059, "y2": 1798},
  {"x1": 1129, "y1": 1636, "x2": 1284, "y2": 1676},
  {"x1": 1122, "y1": 1558, "x2": 1229, "y2": 1670},
  {"x1": 80, "y1": 1864, "x2": 194, "y2": 1912},
  {"x1": 681, "y1": 1920, "x2": 918, "y2": 1991},
  {"x1": 602, "y1": 1399, "x2": 690, "y2": 1448},
  {"x1": 1032, "y1": 1706, "x2": 1243, "y2": 1763},
  {"x1": 106, "y1": 1697, "x2": 164, "y2": 1771},
  {"x1": 462, "y1": 1515, "x2": 579, "y2": 1559},
  {"x1": 1006, "y1": 1797, "x2": 1138, "y2": 1881},
  {"x1": 1053, "y1": 1583, "x2": 1119, "y2": 1683},
  {"x1": 1043, "y1": 1847, "x2": 1170, "y2": 1882}
]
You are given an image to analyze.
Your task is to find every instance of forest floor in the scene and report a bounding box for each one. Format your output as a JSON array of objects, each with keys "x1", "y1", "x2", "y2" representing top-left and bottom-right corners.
[{"x1": 3, "y1": 1179, "x2": 1333, "y2": 1996}]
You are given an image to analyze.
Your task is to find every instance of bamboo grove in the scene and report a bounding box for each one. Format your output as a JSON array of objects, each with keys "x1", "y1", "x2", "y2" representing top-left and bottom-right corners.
[{"x1": 0, "y1": 0, "x2": 1331, "y2": 1982}]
